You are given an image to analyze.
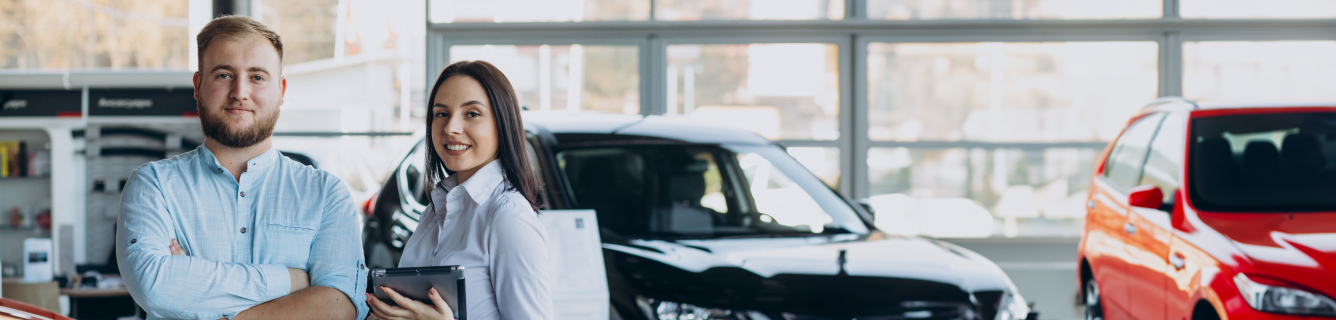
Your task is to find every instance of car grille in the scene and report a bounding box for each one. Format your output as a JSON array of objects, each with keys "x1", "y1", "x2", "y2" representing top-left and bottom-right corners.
[{"x1": 773, "y1": 301, "x2": 979, "y2": 320}]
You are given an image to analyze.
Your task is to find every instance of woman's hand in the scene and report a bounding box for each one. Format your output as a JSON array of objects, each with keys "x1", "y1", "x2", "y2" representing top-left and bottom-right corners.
[{"x1": 366, "y1": 286, "x2": 455, "y2": 320}]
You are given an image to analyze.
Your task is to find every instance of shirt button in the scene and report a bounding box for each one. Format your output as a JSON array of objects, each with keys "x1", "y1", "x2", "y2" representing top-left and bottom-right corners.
[
  {"x1": 240, "y1": 227, "x2": 247, "y2": 234},
  {"x1": 217, "y1": 168, "x2": 223, "y2": 173},
  {"x1": 130, "y1": 239, "x2": 136, "y2": 244},
  {"x1": 240, "y1": 191, "x2": 247, "y2": 197}
]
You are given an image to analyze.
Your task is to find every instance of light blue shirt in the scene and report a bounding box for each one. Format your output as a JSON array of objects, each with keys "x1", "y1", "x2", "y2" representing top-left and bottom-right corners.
[
  {"x1": 115, "y1": 145, "x2": 369, "y2": 320},
  {"x1": 398, "y1": 160, "x2": 553, "y2": 320}
]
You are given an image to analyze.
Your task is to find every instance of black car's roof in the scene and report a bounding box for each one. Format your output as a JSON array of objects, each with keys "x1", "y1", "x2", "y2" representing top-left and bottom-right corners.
[{"x1": 523, "y1": 111, "x2": 775, "y2": 146}]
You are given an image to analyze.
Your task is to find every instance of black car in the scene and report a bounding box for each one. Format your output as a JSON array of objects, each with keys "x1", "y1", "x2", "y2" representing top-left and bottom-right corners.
[{"x1": 363, "y1": 114, "x2": 1036, "y2": 320}]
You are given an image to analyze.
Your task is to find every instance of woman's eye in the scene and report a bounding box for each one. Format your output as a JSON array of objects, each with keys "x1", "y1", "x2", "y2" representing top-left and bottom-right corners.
[
  {"x1": 434, "y1": 112, "x2": 448, "y2": 118},
  {"x1": 467, "y1": 111, "x2": 481, "y2": 118}
]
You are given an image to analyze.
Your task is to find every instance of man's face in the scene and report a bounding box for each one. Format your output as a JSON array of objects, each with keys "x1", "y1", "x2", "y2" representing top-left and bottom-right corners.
[{"x1": 193, "y1": 36, "x2": 286, "y2": 149}]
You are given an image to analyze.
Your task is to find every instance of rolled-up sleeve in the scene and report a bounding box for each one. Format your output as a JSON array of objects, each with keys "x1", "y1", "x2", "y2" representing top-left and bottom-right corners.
[
  {"x1": 116, "y1": 165, "x2": 291, "y2": 320},
  {"x1": 307, "y1": 176, "x2": 370, "y2": 319},
  {"x1": 487, "y1": 201, "x2": 553, "y2": 320}
]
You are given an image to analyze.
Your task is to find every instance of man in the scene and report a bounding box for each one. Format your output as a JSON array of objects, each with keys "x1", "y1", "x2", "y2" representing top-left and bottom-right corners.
[{"x1": 115, "y1": 15, "x2": 367, "y2": 320}]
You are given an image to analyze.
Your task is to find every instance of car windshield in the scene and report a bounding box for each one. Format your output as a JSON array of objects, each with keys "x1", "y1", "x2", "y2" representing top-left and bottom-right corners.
[
  {"x1": 555, "y1": 144, "x2": 869, "y2": 239},
  {"x1": 1190, "y1": 111, "x2": 1336, "y2": 211}
]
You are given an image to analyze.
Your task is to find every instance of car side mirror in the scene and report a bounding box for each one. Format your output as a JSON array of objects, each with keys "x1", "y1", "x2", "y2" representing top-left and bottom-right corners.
[
  {"x1": 856, "y1": 198, "x2": 875, "y2": 221},
  {"x1": 1127, "y1": 185, "x2": 1164, "y2": 210}
]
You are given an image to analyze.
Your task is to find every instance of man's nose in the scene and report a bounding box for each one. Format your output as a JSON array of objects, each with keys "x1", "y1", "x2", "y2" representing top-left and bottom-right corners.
[{"x1": 229, "y1": 76, "x2": 249, "y2": 101}]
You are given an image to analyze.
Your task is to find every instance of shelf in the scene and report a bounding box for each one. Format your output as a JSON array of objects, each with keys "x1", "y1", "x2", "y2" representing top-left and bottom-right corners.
[{"x1": 0, "y1": 176, "x2": 50, "y2": 181}]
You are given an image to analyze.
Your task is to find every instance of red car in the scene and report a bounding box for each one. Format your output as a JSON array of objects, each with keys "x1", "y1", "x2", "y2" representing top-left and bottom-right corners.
[{"x1": 1078, "y1": 98, "x2": 1336, "y2": 320}]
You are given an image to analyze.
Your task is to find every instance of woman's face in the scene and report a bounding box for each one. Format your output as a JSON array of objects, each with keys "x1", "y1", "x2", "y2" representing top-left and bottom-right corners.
[{"x1": 431, "y1": 75, "x2": 499, "y2": 181}]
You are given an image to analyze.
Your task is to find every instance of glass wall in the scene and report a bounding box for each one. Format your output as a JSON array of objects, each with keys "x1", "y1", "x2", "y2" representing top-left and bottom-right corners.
[
  {"x1": 664, "y1": 43, "x2": 840, "y2": 140},
  {"x1": 1183, "y1": 41, "x2": 1336, "y2": 102},
  {"x1": 867, "y1": 42, "x2": 1158, "y2": 143},
  {"x1": 1180, "y1": 0, "x2": 1336, "y2": 18},
  {"x1": 451, "y1": 45, "x2": 641, "y2": 114},
  {"x1": 429, "y1": 0, "x2": 650, "y2": 23},
  {"x1": 657, "y1": 0, "x2": 845, "y2": 20},
  {"x1": 0, "y1": 0, "x2": 189, "y2": 69},
  {"x1": 865, "y1": 0, "x2": 1160, "y2": 20},
  {"x1": 865, "y1": 41, "x2": 1156, "y2": 237}
]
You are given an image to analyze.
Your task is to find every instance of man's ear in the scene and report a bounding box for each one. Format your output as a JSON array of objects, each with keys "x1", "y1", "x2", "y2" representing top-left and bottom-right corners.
[
  {"x1": 192, "y1": 72, "x2": 202, "y2": 101},
  {"x1": 279, "y1": 77, "x2": 287, "y2": 107}
]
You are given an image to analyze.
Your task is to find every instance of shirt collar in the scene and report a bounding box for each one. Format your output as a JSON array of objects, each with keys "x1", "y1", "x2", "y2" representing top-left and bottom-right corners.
[
  {"x1": 434, "y1": 159, "x2": 506, "y2": 206},
  {"x1": 196, "y1": 143, "x2": 282, "y2": 175}
]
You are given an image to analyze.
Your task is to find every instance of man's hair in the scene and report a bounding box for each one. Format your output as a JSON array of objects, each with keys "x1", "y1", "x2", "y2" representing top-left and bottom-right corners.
[{"x1": 196, "y1": 15, "x2": 283, "y2": 70}]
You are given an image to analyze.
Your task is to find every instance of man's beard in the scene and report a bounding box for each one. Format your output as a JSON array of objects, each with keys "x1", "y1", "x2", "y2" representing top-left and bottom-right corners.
[{"x1": 199, "y1": 102, "x2": 280, "y2": 149}]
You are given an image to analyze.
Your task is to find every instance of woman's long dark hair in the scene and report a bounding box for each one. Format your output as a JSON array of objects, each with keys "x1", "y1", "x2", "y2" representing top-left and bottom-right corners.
[{"x1": 425, "y1": 60, "x2": 542, "y2": 212}]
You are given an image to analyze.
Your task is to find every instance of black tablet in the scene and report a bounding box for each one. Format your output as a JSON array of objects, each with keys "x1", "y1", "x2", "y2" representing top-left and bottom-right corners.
[{"x1": 369, "y1": 266, "x2": 466, "y2": 320}]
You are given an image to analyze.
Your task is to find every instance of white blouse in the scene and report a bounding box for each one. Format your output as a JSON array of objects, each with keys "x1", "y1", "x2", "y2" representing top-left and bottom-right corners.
[{"x1": 398, "y1": 160, "x2": 553, "y2": 320}]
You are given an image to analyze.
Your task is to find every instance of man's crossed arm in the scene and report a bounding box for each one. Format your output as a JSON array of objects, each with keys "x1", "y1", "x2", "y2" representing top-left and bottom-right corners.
[
  {"x1": 166, "y1": 239, "x2": 353, "y2": 320},
  {"x1": 115, "y1": 167, "x2": 364, "y2": 320}
]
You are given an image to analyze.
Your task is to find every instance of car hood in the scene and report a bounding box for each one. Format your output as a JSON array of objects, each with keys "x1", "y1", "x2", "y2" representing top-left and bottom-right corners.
[
  {"x1": 603, "y1": 231, "x2": 1015, "y2": 315},
  {"x1": 1198, "y1": 211, "x2": 1336, "y2": 296}
]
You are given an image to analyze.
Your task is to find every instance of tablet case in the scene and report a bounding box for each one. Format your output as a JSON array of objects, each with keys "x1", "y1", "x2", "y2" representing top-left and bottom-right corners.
[{"x1": 370, "y1": 266, "x2": 466, "y2": 320}]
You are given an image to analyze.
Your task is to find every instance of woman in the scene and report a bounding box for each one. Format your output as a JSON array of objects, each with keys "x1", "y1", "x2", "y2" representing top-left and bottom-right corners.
[{"x1": 366, "y1": 60, "x2": 552, "y2": 320}]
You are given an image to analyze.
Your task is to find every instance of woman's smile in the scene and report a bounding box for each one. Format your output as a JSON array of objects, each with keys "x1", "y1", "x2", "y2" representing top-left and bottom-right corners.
[{"x1": 444, "y1": 142, "x2": 472, "y2": 155}]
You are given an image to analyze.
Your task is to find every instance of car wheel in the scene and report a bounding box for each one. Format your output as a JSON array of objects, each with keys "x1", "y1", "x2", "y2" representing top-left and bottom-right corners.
[{"x1": 1085, "y1": 278, "x2": 1104, "y2": 320}]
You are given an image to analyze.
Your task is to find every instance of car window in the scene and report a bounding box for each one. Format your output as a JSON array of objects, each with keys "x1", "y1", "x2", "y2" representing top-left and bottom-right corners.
[
  {"x1": 1103, "y1": 113, "x2": 1165, "y2": 191},
  {"x1": 401, "y1": 143, "x2": 430, "y2": 209},
  {"x1": 524, "y1": 133, "x2": 549, "y2": 208},
  {"x1": 1141, "y1": 113, "x2": 1186, "y2": 204},
  {"x1": 736, "y1": 151, "x2": 834, "y2": 233},
  {"x1": 555, "y1": 144, "x2": 866, "y2": 239},
  {"x1": 1190, "y1": 111, "x2": 1336, "y2": 211}
]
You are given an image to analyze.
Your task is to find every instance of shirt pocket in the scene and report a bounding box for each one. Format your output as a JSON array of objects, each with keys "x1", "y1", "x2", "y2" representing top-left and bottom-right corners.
[{"x1": 261, "y1": 219, "x2": 317, "y2": 268}]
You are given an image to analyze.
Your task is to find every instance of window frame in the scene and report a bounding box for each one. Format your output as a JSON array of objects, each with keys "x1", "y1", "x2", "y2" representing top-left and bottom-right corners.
[{"x1": 425, "y1": 0, "x2": 1336, "y2": 201}]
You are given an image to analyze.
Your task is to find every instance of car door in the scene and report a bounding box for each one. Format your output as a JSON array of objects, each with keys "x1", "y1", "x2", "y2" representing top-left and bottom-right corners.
[
  {"x1": 1124, "y1": 113, "x2": 1184, "y2": 320},
  {"x1": 1092, "y1": 113, "x2": 1165, "y2": 320}
]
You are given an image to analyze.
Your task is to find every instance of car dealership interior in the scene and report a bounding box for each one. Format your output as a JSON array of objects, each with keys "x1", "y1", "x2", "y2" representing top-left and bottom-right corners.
[{"x1": 3, "y1": 0, "x2": 1336, "y2": 319}]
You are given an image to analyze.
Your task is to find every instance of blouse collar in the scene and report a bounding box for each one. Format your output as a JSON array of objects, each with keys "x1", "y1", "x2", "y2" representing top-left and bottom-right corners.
[{"x1": 431, "y1": 159, "x2": 506, "y2": 206}]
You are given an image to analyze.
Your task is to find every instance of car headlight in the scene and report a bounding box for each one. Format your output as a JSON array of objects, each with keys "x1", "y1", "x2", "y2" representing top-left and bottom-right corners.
[
  {"x1": 1234, "y1": 273, "x2": 1336, "y2": 316},
  {"x1": 639, "y1": 297, "x2": 770, "y2": 320},
  {"x1": 995, "y1": 291, "x2": 1032, "y2": 320}
]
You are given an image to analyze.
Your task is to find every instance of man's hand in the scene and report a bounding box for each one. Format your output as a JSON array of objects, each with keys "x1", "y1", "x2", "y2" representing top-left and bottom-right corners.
[
  {"x1": 170, "y1": 239, "x2": 310, "y2": 293},
  {"x1": 169, "y1": 239, "x2": 186, "y2": 255},
  {"x1": 288, "y1": 268, "x2": 309, "y2": 293}
]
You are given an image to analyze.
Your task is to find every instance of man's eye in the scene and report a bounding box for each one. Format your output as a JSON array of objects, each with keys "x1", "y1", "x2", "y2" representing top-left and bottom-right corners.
[
  {"x1": 218, "y1": 74, "x2": 232, "y2": 79},
  {"x1": 251, "y1": 75, "x2": 264, "y2": 81}
]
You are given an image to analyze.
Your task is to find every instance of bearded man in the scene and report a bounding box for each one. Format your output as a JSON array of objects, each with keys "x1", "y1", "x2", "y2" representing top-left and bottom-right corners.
[{"x1": 115, "y1": 15, "x2": 367, "y2": 320}]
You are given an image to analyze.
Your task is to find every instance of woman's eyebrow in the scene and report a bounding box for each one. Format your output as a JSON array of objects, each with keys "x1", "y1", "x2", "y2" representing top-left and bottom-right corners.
[{"x1": 433, "y1": 100, "x2": 485, "y2": 108}]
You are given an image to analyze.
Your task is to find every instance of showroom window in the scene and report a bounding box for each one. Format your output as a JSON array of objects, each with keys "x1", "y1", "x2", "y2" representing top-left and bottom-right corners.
[
  {"x1": 425, "y1": 0, "x2": 1336, "y2": 237},
  {"x1": 665, "y1": 43, "x2": 840, "y2": 141},
  {"x1": 865, "y1": 0, "x2": 1161, "y2": 20},
  {"x1": 1179, "y1": 0, "x2": 1336, "y2": 18},
  {"x1": 451, "y1": 45, "x2": 641, "y2": 114},
  {"x1": 0, "y1": 0, "x2": 189, "y2": 69},
  {"x1": 866, "y1": 42, "x2": 1159, "y2": 143},
  {"x1": 656, "y1": 0, "x2": 846, "y2": 20},
  {"x1": 1183, "y1": 41, "x2": 1336, "y2": 102}
]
